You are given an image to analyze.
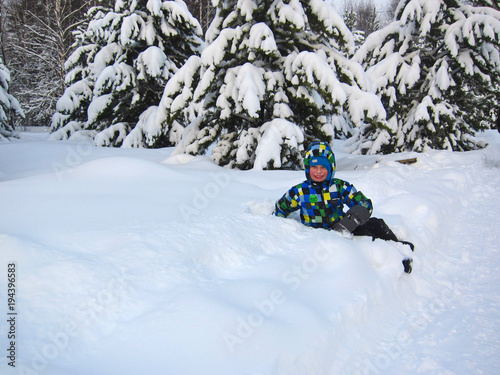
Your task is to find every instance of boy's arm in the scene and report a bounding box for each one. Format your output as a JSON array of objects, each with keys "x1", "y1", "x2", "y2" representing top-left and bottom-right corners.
[
  {"x1": 331, "y1": 180, "x2": 373, "y2": 233},
  {"x1": 274, "y1": 187, "x2": 300, "y2": 218},
  {"x1": 337, "y1": 180, "x2": 373, "y2": 214}
]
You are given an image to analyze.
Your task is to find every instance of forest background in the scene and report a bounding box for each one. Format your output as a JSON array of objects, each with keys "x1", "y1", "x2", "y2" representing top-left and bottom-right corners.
[
  {"x1": 1, "y1": 0, "x2": 499, "y2": 170},
  {"x1": 0, "y1": 0, "x2": 216, "y2": 128}
]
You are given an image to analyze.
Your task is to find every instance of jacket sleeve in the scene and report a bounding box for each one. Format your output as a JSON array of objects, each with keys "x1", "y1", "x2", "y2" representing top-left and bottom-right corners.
[
  {"x1": 274, "y1": 187, "x2": 300, "y2": 218},
  {"x1": 336, "y1": 180, "x2": 373, "y2": 215}
]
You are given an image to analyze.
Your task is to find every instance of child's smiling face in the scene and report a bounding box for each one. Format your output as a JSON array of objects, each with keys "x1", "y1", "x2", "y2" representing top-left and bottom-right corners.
[{"x1": 310, "y1": 165, "x2": 328, "y2": 182}]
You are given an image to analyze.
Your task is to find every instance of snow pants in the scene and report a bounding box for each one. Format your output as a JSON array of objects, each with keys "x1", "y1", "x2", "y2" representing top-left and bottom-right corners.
[
  {"x1": 353, "y1": 217, "x2": 415, "y2": 251},
  {"x1": 352, "y1": 217, "x2": 399, "y2": 242}
]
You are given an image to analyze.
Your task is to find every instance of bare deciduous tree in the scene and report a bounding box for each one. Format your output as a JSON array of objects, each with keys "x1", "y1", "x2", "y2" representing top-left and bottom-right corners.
[
  {"x1": 341, "y1": 0, "x2": 381, "y2": 38},
  {"x1": 355, "y1": 0, "x2": 379, "y2": 36},
  {"x1": 184, "y1": 0, "x2": 215, "y2": 32},
  {"x1": 4, "y1": 0, "x2": 113, "y2": 127}
]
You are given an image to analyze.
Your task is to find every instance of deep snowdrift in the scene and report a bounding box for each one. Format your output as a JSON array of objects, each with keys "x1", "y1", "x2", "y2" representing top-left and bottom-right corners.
[{"x1": 1, "y1": 130, "x2": 499, "y2": 375}]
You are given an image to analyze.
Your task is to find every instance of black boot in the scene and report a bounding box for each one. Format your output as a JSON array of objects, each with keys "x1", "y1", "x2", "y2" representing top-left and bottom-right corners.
[{"x1": 403, "y1": 259, "x2": 413, "y2": 274}]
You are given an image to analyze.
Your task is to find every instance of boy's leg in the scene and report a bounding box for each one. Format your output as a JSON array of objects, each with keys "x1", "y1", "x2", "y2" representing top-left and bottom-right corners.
[
  {"x1": 354, "y1": 216, "x2": 415, "y2": 252},
  {"x1": 352, "y1": 217, "x2": 399, "y2": 242},
  {"x1": 354, "y1": 217, "x2": 414, "y2": 273}
]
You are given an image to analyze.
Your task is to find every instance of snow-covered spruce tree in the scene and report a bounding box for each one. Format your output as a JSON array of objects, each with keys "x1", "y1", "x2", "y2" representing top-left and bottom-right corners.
[
  {"x1": 0, "y1": 40, "x2": 24, "y2": 140},
  {"x1": 353, "y1": 0, "x2": 500, "y2": 153},
  {"x1": 50, "y1": 0, "x2": 203, "y2": 147},
  {"x1": 160, "y1": 0, "x2": 388, "y2": 169},
  {"x1": 472, "y1": 0, "x2": 500, "y2": 10}
]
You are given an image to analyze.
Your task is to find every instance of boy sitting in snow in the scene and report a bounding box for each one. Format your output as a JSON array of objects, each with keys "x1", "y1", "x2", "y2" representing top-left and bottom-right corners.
[{"x1": 273, "y1": 141, "x2": 413, "y2": 273}]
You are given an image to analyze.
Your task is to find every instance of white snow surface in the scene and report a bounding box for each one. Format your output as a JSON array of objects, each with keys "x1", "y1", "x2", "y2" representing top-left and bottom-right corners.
[{"x1": 1, "y1": 130, "x2": 500, "y2": 375}]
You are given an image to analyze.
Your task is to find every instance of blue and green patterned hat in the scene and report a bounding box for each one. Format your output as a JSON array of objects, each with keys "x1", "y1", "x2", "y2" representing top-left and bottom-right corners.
[{"x1": 304, "y1": 142, "x2": 335, "y2": 182}]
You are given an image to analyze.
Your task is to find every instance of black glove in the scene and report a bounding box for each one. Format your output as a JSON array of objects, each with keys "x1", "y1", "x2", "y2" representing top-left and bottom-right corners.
[{"x1": 332, "y1": 205, "x2": 371, "y2": 234}]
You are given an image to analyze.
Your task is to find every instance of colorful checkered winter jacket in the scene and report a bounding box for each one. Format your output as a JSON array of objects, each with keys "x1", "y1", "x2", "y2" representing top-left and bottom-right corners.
[{"x1": 274, "y1": 142, "x2": 373, "y2": 229}]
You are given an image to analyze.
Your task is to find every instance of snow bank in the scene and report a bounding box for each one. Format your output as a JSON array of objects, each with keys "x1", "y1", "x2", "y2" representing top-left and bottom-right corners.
[{"x1": 1, "y1": 131, "x2": 499, "y2": 375}]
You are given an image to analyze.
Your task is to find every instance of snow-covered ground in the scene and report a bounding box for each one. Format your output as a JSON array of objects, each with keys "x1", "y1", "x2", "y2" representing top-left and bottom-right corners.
[{"x1": 1, "y1": 130, "x2": 499, "y2": 375}]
